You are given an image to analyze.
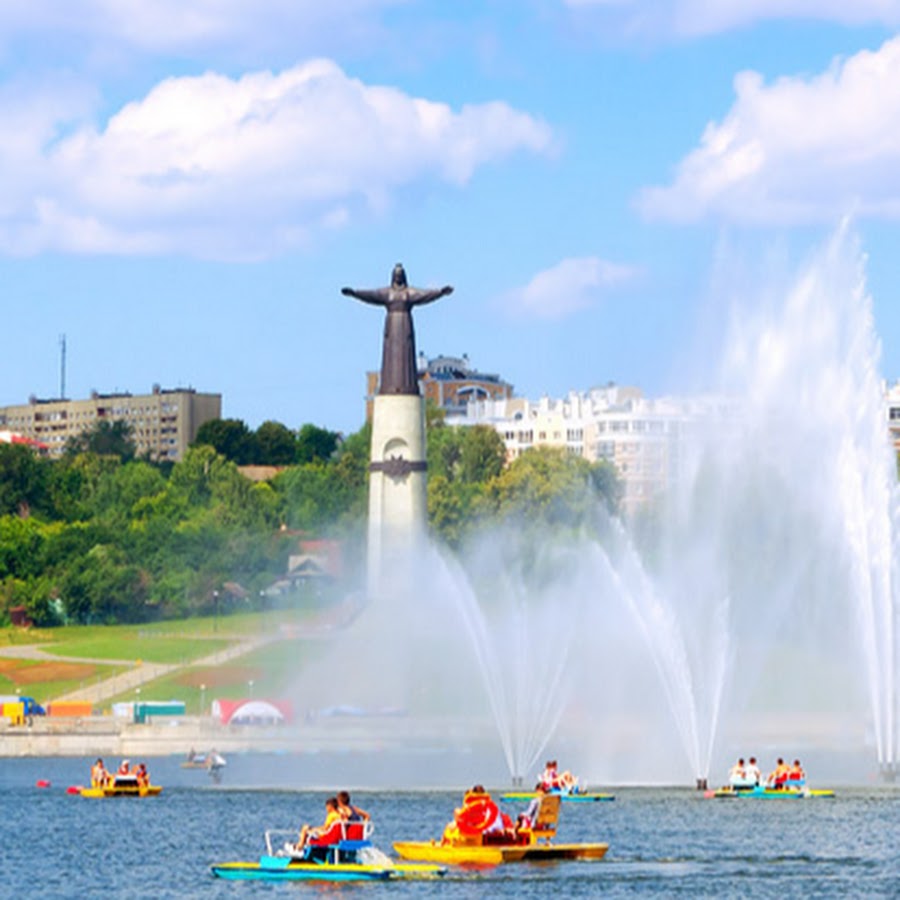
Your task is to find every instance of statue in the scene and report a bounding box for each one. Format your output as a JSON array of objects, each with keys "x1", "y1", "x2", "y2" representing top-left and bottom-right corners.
[{"x1": 342, "y1": 263, "x2": 453, "y2": 395}]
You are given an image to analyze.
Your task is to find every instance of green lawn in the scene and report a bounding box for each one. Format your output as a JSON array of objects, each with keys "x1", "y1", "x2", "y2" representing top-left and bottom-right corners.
[
  {"x1": 44, "y1": 634, "x2": 232, "y2": 664},
  {"x1": 2, "y1": 607, "x2": 341, "y2": 706},
  {"x1": 101, "y1": 638, "x2": 327, "y2": 710},
  {"x1": 0, "y1": 660, "x2": 127, "y2": 705}
]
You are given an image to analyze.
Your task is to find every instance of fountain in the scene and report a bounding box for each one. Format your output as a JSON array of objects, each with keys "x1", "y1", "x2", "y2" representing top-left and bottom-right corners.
[{"x1": 285, "y1": 232, "x2": 897, "y2": 788}]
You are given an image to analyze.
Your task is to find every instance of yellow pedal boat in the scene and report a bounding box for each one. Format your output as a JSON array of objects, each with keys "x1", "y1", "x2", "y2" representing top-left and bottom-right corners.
[
  {"x1": 392, "y1": 839, "x2": 609, "y2": 866},
  {"x1": 81, "y1": 775, "x2": 162, "y2": 798},
  {"x1": 393, "y1": 790, "x2": 609, "y2": 866}
]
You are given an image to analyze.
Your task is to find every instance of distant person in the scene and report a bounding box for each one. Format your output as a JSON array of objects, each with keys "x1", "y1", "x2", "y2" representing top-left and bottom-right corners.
[
  {"x1": 519, "y1": 782, "x2": 547, "y2": 832},
  {"x1": 788, "y1": 759, "x2": 806, "y2": 787},
  {"x1": 728, "y1": 758, "x2": 747, "y2": 787},
  {"x1": 296, "y1": 797, "x2": 342, "y2": 851},
  {"x1": 117, "y1": 759, "x2": 131, "y2": 777},
  {"x1": 539, "y1": 760, "x2": 560, "y2": 790},
  {"x1": 337, "y1": 791, "x2": 370, "y2": 823},
  {"x1": 136, "y1": 763, "x2": 149, "y2": 788},
  {"x1": 91, "y1": 758, "x2": 110, "y2": 788},
  {"x1": 767, "y1": 758, "x2": 790, "y2": 789},
  {"x1": 746, "y1": 757, "x2": 762, "y2": 787}
]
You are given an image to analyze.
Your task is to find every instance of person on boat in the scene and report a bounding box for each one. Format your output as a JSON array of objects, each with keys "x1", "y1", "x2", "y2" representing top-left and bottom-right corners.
[
  {"x1": 539, "y1": 760, "x2": 560, "y2": 790},
  {"x1": 337, "y1": 791, "x2": 370, "y2": 824},
  {"x1": 746, "y1": 757, "x2": 761, "y2": 787},
  {"x1": 441, "y1": 785, "x2": 507, "y2": 844},
  {"x1": 767, "y1": 758, "x2": 790, "y2": 789},
  {"x1": 90, "y1": 758, "x2": 110, "y2": 788},
  {"x1": 296, "y1": 796, "x2": 343, "y2": 851},
  {"x1": 135, "y1": 763, "x2": 149, "y2": 788},
  {"x1": 187, "y1": 748, "x2": 196, "y2": 762},
  {"x1": 787, "y1": 759, "x2": 806, "y2": 787},
  {"x1": 728, "y1": 758, "x2": 747, "y2": 787},
  {"x1": 516, "y1": 782, "x2": 548, "y2": 837},
  {"x1": 117, "y1": 759, "x2": 131, "y2": 776}
]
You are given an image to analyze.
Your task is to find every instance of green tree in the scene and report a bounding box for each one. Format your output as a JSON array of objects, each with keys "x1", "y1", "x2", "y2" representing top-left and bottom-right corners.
[
  {"x1": 0, "y1": 443, "x2": 49, "y2": 517},
  {"x1": 0, "y1": 516, "x2": 46, "y2": 579},
  {"x1": 428, "y1": 475, "x2": 481, "y2": 549},
  {"x1": 65, "y1": 419, "x2": 136, "y2": 462},
  {"x1": 255, "y1": 421, "x2": 297, "y2": 465},
  {"x1": 193, "y1": 418, "x2": 257, "y2": 464},
  {"x1": 295, "y1": 423, "x2": 340, "y2": 464},
  {"x1": 459, "y1": 425, "x2": 506, "y2": 484},
  {"x1": 477, "y1": 446, "x2": 616, "y2": 530}
]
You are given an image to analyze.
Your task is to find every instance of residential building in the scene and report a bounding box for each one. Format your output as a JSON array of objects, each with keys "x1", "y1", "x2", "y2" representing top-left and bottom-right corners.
[
  {"x1": 449, "y1": 385, "x2": 727, "y2": 516},
  {"x1": 0, "y1": 385, "x2": 221, "y2": 461},
  {"x1": 886, "y1": 380, "x2": 900, "y2": 452},
  {"x1": 365, "y1": 353, "x2": 513, "y2": 420}
]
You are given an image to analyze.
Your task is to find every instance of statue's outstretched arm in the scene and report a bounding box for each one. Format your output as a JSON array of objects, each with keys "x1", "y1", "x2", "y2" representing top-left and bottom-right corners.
[
  {"x1": 341, "y1": 287, "x2": 390, "y2": 306},
  {"x1": 408, "y1": 286, "x2": 454, "y2": 307}
]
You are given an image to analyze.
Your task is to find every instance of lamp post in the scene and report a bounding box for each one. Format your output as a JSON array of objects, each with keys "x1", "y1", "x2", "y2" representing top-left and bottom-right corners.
[
  {"x1": 248, "y1": 679, "x2": 255, "y2": 700},
  {"x1": 200, "y1": 683, "x2": 206, "y2": 717},
  {"x1": 212, "y1": 590, "x2": 219, "y2": 633}
]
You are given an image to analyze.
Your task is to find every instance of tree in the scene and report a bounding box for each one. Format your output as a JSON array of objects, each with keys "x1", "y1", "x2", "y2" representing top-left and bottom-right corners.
[
  {"x1": 0, "y1": 443, "x2": 49, "y2": 517},
  {"x1": 295, "y1": 423, "x2": 340, "y2": 464},
  {"x1": 193, "y1": 418, "x2": 257, "y2": 464},
  {"x1": 428, "y1": 475, "x2": 481, "y2": 549},
  {"x1": 255, "y1": 421, "x2": 296, "y2": 465},
  {"x1": 65, "y1": 419, "x2": 136, "y2": 462},
  {"x1": 459, "y1": 425, "x2": 507, "y2": 484},
  {"x1": 477, "y1": 446, "x2": 615, "y2": 531}
]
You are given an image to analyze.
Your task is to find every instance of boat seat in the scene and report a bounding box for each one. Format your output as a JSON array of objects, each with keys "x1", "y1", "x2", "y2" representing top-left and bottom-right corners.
[
  {"x1": 308, "y1": 821, "x2": 346, "y2": 848},
  {"x1": 345, "y1": 821, "x2": 370, "y2": 841},
  {"x1": 532, "y1": 794, "x2": 561, "y2": 843}
]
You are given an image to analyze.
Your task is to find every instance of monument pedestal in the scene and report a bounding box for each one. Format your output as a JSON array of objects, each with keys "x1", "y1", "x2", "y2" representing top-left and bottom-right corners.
[{"x1": 367, "y1": 394, "x2": 428, "y2": 599}]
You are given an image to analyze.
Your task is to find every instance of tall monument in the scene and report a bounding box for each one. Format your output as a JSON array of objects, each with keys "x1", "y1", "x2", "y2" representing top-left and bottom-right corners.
[{"x1": 342, "y1": 263, "x2": 453, "y2": 595}]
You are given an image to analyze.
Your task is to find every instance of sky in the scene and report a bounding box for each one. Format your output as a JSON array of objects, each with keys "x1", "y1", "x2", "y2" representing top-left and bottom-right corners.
[{"x1": 2, "y1": 1, "x2": 900, "y2": 435}]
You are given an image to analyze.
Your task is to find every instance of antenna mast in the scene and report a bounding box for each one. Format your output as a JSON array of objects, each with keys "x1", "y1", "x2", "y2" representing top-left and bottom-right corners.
[{"x1": 59, "y1": 334, "x2": 67, "y2": 400}]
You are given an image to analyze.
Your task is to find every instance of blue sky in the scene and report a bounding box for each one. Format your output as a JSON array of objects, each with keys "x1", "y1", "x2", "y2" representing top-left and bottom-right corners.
[{"x1": 2, "y1": 1, "x2": 900, "y2": 434}]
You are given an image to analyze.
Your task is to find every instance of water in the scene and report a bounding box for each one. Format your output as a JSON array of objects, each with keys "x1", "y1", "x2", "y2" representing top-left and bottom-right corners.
[{"x1": 3, "y1": 757, "x2": 899, "y2": 898}]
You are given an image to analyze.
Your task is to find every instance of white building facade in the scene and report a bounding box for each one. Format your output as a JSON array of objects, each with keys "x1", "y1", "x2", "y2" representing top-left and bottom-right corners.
[{"x1": 449, "y1": 385, "x2": 727, "y2": 516}]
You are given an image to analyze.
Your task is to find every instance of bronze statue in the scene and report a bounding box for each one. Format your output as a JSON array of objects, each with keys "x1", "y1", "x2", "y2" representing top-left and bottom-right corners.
[{"x1": 342, "y1": 263, "x2": 453, "y2": 395}]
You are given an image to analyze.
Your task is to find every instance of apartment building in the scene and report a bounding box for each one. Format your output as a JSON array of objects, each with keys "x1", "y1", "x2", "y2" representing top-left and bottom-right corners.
[
  {"x1": 0, "y1": 385, "x2": 221, "y2": 461},
  {"x1": 449, "y1": 385, "x2": 725, "y2": 515},
  {"x1": 886, "y1": 380, "x2": 900, "y2": 452},
  {"x1": 365, "y1": 352, "x2": 513, "y2": 420}
]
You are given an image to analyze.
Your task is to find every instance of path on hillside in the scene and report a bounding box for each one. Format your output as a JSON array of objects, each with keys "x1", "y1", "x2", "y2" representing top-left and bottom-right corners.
[{"x1": 0, "y1": 635, "x2": 276, "y2": 705}]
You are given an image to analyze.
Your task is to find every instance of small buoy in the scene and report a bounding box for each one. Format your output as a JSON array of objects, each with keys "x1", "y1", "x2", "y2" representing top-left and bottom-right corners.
[
  {"x1": 66, "y1": 785, "x2": 83, "y2": 795},
  {"x1": 36, "y1": 779, "x2": 51, "y2": 788}
]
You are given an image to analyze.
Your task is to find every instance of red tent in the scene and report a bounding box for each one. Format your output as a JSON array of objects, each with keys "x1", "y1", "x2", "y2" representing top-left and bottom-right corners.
[{"x1": 211, "y1": 699, "x2": 293, "y2": 725}]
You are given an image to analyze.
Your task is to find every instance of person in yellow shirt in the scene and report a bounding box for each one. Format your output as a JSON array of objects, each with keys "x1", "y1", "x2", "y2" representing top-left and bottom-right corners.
[{"x1": 296, "y1": 797, "x2": 342, "y2": 851}]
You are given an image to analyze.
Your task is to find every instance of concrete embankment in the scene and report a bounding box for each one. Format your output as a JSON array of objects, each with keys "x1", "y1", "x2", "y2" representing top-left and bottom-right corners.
[{"x1": 0, "y1": 714, "x2": 493, "y2": 758}]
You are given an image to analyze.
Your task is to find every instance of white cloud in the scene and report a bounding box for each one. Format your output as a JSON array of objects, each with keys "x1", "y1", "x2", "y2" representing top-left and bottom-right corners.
[
  {"x1": 637, "y1": 36, "x2": 900, "y2": 225},
  {"x1": 499, "y1": 257, "x2": 638, "y2": 321},
  {"x1": 563, "y1": 0, "x2": 900, "y2": 37},
  {"x1": 0, "y1": 60, "x2": 552, "y2": 258},
  {"x1": 0, "y1": 0, "x2": 404, "y2": 56}
]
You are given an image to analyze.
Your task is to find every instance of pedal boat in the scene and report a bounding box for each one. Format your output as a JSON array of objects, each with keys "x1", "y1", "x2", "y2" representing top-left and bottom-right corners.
[
  {"x1": 211, "y1": 828, "x2": 446, "y2": 882},
  {"x1": 80, "y1": 775, "x2": 161, "y2": 798},
  {"x1": 392, "y1": 839, "x2": 610, "y2": 866},
  {"x1": 501, "y1": 789, "x2": 615, "y2": 803},
  {"x1": 393, "y1": 793, "x2": 608, "y2": 866},
  {"x1": 708, "y1": 784, "x2": 835, "y2": 799}
]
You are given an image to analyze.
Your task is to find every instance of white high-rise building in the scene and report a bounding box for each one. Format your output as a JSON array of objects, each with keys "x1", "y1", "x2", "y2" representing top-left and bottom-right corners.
[{"x1": 449, "y1": 385, "x2": 728, "y2": 515}]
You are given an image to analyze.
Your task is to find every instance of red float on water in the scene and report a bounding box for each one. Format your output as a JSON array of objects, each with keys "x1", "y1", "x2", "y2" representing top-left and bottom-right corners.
[
  {"x1": 66, "y1": 785, "x2": 83, "y2": 795},
  {"x1": 35, "y1": 779, "x2": 51, "y2": 788}
]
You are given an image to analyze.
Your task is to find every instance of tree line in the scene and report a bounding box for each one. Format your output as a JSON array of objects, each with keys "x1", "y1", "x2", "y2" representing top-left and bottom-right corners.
[{"x1": 0, "y1": 409, "x2": 620, "y2": 627}]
